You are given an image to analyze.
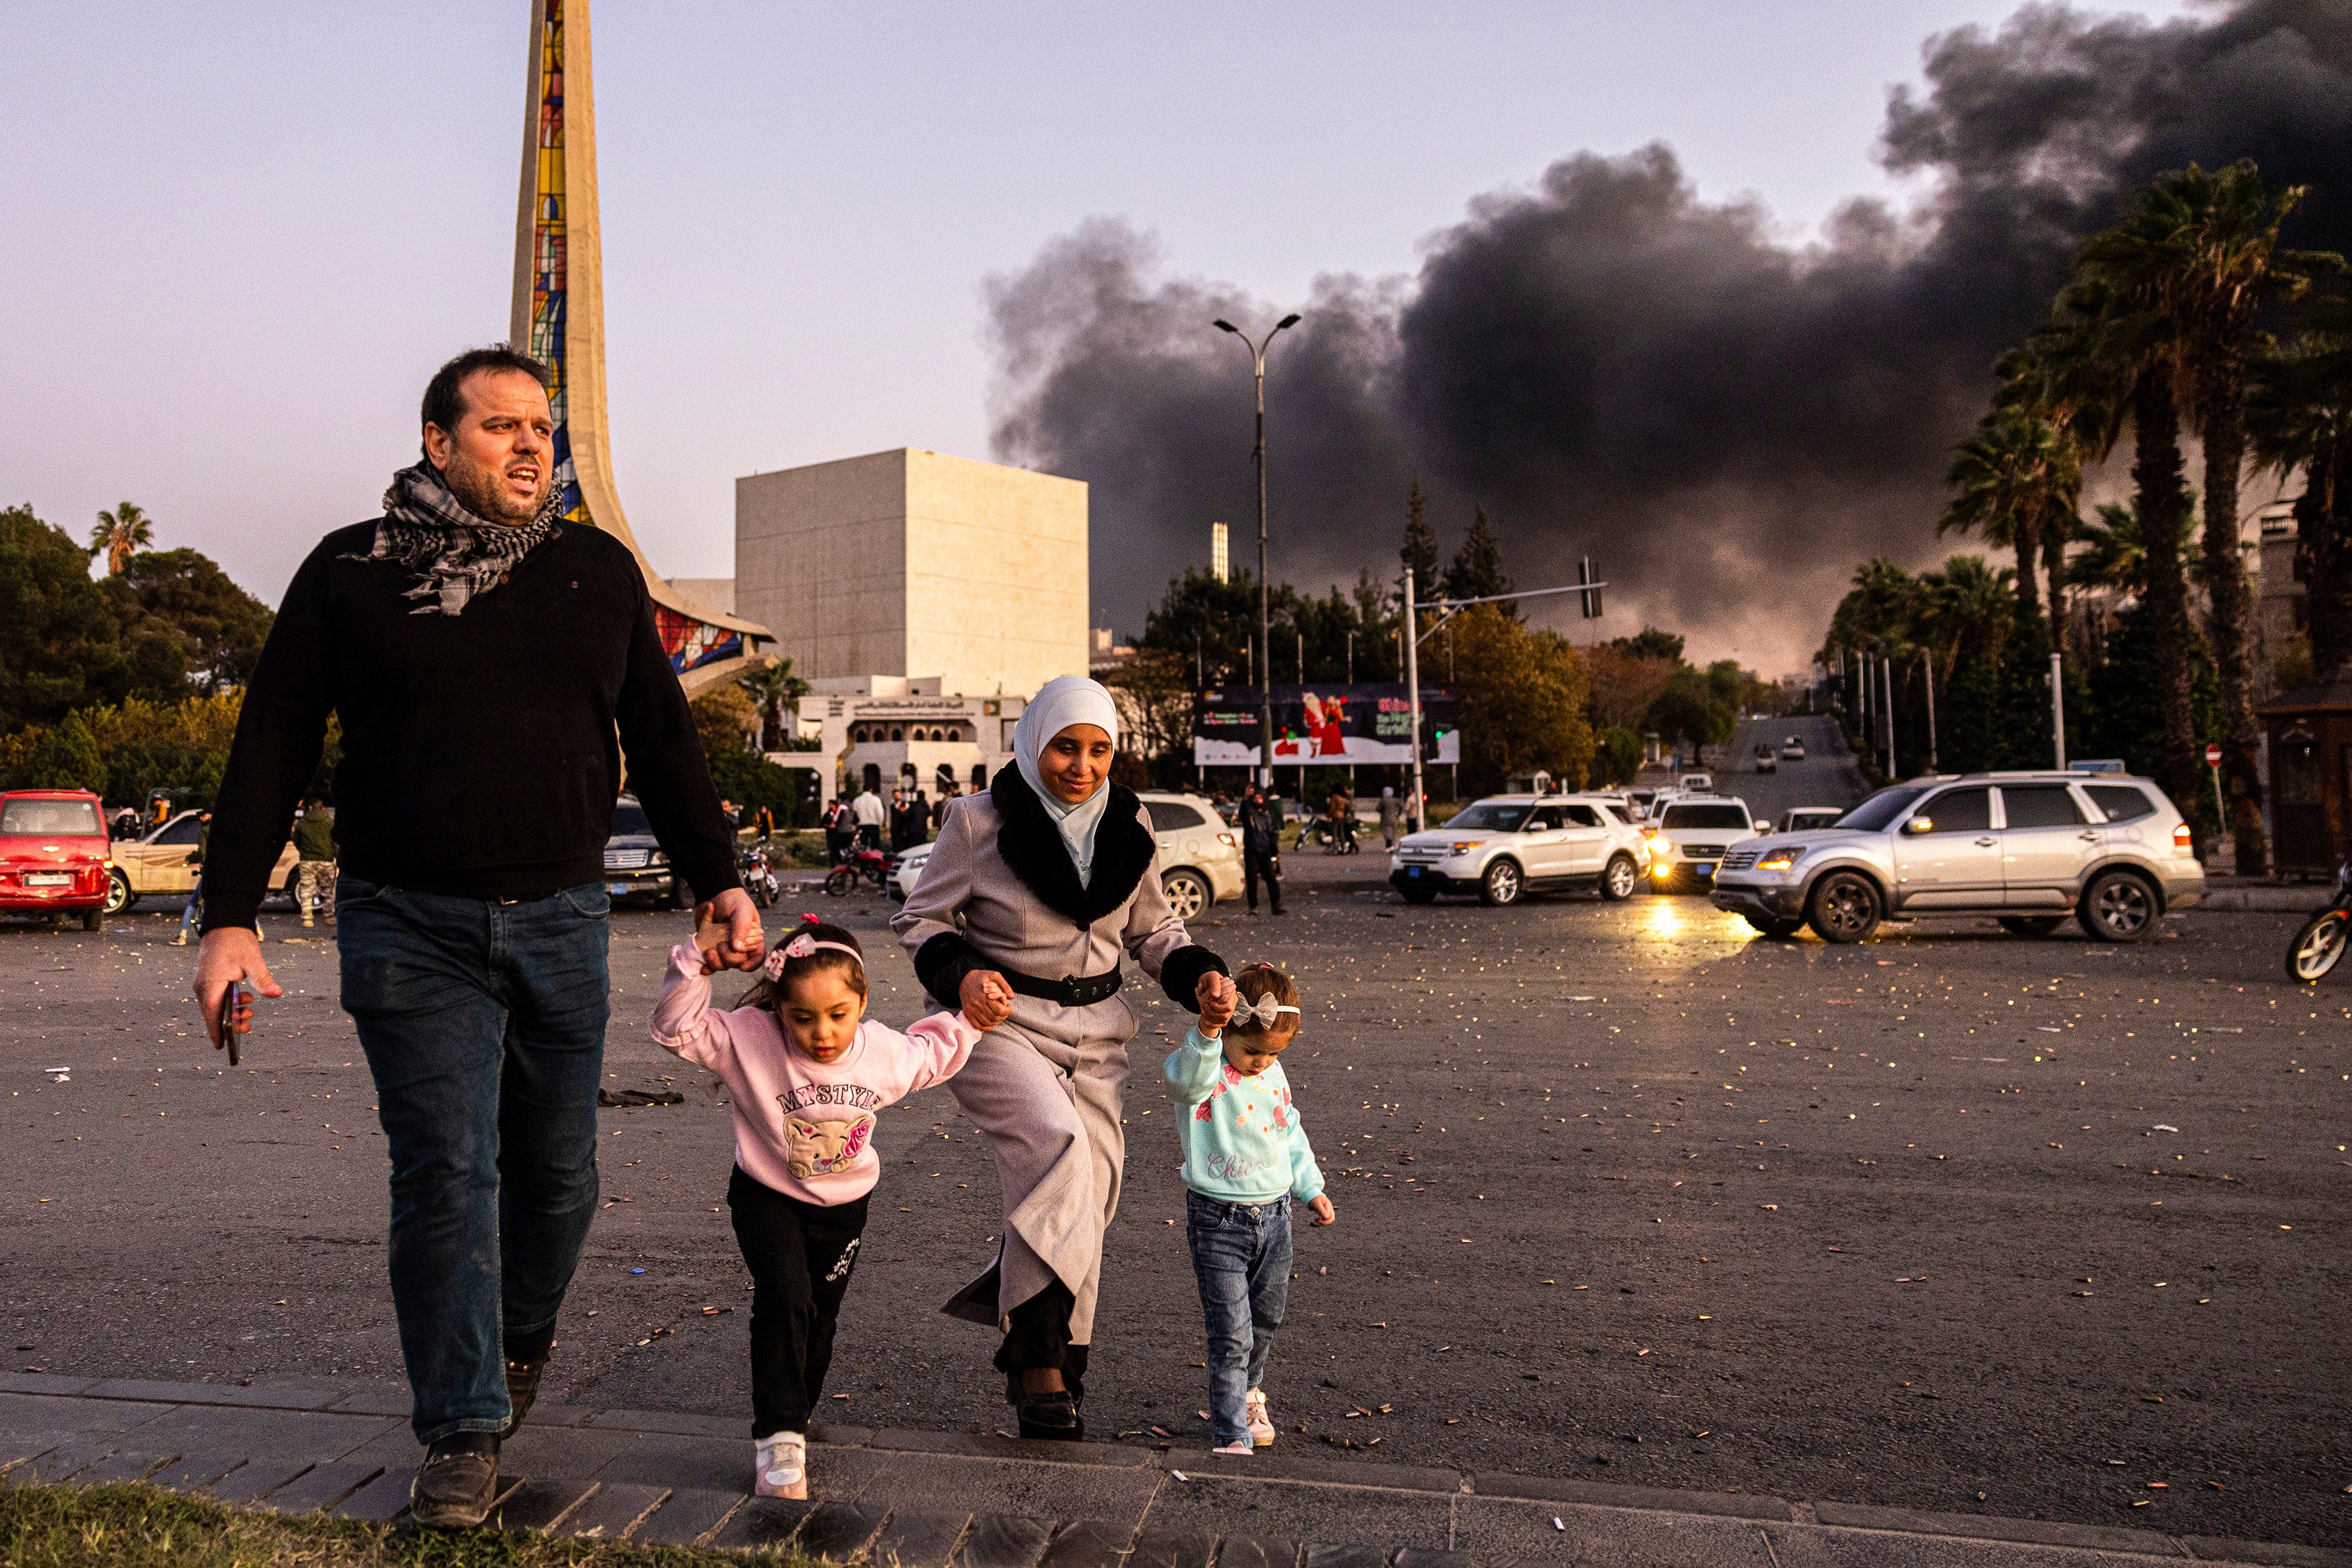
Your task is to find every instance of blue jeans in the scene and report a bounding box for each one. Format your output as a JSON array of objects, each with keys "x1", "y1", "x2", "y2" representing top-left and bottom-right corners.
[
  {"x1": 1186, "y1": 1190, "x2": 1292, "y2": 1446},
  {"x1": 336, "y1": 875, "x2": 611, "y2": 1444}
]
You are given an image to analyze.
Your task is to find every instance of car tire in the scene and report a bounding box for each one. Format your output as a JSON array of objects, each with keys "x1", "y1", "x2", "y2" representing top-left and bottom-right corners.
[
  {"x1": 2078, "y1": 869, "x2": 2158, "y2": 942},
  {"x1": 1997, "y1": 915, "x2": 2063, "y2": 936},
  {"x1": 1743, "y1": 914, "x2": 1802, "y2": 940},
  {"x1": 1599, "y1": 854, "x2": 1639, "y2": 902},
  {"x1": 1479, "y1": 859, "x2": 1524, "y2": 907},
  {"x1": 103, "y1": 867, "x2": 134, "y2": 915},
  {"x1": 1162, "y1": 868, "x2": 1210, "y2": 921},
  {"x1": 1397, "y1": 884, "x2": 1438, "y2": 905},
  {"x1": 82, "y1": 908, "x2": 102, "y2": 932},
  {"x1": 1806, "y1": 872, "x2": 1881, "y2": 943},
  {"x1": 2287, "y1": 908, "x2": 2349, "y2": 983},
  {"x1": 669, "y1": 877, "x2": 694, "y2": 910}
]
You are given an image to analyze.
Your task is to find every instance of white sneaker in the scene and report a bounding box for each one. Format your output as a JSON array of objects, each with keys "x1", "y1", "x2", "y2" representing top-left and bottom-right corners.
[
  {"x1": 1244, "y1": 1389, "x2": 1275, "y2": 1448},
  {"x1": 754, "y1": 1431, "x2": 807, "y2": 1498},
  {"x1": 1210, "y1": 1439, "x2": 1254, "y2": 1456}
]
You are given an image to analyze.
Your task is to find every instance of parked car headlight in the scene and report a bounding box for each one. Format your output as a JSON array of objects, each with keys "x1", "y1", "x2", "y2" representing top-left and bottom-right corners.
[
  {"x1": 649, "y1": 851, "x2": 669, "y2": 867},
  {"x1": 1756, "y1": 846, "x2": 1808, "y2": 872},
  {"x1": 1448, "y1": 841, "x2": 1480, "y2": 854}
]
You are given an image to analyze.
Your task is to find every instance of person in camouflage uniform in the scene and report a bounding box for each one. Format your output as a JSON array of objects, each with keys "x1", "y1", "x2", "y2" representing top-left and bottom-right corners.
[{"x1": 293, "y1": 796, "x2": 337, "y2": 927}]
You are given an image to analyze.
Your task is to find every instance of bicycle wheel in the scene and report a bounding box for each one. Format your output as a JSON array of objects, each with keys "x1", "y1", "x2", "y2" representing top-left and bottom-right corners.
[{"x1": 2287, "y1": 908, "x2": 2349, "y2": 984}]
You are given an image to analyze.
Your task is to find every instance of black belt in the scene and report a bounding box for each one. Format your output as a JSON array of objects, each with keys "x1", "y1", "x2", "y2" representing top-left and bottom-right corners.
[{"x1": 998, "y1": 964, "x2": 1124, "y2": 1009}]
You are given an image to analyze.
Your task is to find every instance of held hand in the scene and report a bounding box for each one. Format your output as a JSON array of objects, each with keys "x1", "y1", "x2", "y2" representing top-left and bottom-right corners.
[
  {"x1": 1195, "y1": 970, "x2": 1238, "y2": 1030},
  {"x1": 961, "y1": 969, "x2": 1014, "y2": 1031},
  {"x1": 194, "y1": 927, "x2": 283, "y2": 1050},
  {"x1": 1307, "y1": 1194, "x2": 1336, "y2": 1226},
  {"x1": 695, "y1": 887, "x2": 765, "y2": 973}
]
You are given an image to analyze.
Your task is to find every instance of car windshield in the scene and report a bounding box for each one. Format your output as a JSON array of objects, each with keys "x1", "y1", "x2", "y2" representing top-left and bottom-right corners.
[
  {"x1": 1659, "y1": 803, "x2": 1751, "y2": 830},
  {"x1": 1446, "y1": 802, "x2": 1531, "y2": 831},
  {"x1": 0, "y1": 799, "x2": 103, "y2": 836},
  {"x1": 1837, "y1": 785, "x2": 1930, "y2": 832},
  {"x1": 611, "y1": 801, "x2": 653, "y2": 837}
]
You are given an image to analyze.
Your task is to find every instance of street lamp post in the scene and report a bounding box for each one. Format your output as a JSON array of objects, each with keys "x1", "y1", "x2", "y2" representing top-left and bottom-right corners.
[{"x1": 1214, "y1": 312, "x2": 1300, "y2": 791}]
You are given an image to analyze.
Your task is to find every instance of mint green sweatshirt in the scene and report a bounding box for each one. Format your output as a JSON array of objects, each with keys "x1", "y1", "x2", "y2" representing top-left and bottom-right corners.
[{"x1": 1162, "y1": 1027, "x2": 1325, "y2": 1204}]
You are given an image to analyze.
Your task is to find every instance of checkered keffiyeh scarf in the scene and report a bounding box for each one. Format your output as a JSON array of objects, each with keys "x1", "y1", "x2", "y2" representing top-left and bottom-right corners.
[{"x1": 354, "y1": 461, "x2": 564, "y2": 616}]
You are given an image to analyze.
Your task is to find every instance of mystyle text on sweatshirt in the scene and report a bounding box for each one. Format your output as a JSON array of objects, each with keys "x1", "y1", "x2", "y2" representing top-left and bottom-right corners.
[
  {"x1": 650, "y1": 942, "x2": 977, "y2": 1204},
  {"x1": 1162, "y1": 1027, "x2": 1325, "y2": 1205}
]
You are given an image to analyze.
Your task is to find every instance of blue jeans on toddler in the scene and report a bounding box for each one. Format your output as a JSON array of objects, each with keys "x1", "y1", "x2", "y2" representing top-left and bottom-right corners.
[
  {"x1": 1186, "y1": 1189, "x2": 1292, "y2": 1447},
  {"x1": 337, "y1": 874, "x2": 611, "y2": 1444}
]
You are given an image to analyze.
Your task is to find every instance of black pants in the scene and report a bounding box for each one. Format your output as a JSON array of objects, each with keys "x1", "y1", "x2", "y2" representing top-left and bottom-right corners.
[
  {"x1": 727, "y1": 1166, "x2": 868, "y2": 1438},
  {"x1": 1245, "y1": 849, "x2": 1284, "y2": 913}
]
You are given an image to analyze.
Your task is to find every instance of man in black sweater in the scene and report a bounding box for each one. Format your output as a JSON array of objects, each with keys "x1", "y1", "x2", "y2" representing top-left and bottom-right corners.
[{"x1": 194, "y1": 347, "x2": 763, "y2": 1527}]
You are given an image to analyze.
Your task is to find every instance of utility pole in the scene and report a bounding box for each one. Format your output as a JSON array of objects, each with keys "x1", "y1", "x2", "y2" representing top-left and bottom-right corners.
[
  {"x1": 1214, "y1": 313, "x2": 1299, "y2": 788},
  {"x1": 1883, "y1": 655, "x2": 1898, "y2": 778},
  {"x1": 1921, "y1": 652, "x2": 1938, "y2": 771},
  {"x1": 1404, "y1": 566, "x2": 1427, "y2": 834},
  {"x1": 2050, "y1": 650, "x2": 2067, "y2": 770}
]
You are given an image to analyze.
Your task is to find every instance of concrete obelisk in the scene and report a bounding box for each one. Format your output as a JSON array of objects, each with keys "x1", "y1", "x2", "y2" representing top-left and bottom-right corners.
[{"x1": 512, "y1": 0, "x2": 771, "y2": 691}]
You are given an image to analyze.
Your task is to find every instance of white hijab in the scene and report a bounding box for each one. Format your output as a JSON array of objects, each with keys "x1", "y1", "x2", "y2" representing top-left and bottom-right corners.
[{"x1": 1012, "y1": 675, "x2": 1121, "y2": 886}]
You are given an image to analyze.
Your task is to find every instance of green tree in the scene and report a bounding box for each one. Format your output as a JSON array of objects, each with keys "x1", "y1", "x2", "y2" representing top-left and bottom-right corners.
[
  {"x1": 19, "y1": 712, "x2": 108, "y2": 793},
  {"x1": 1610, "y1": 627, "x2": 1686, "y2": 662},
  {"x1": 736, "y1": 656, "x2": 811, "y2": 752},
  {"x1": 2249, "y1": 301, "x2": 2352, "y2": 678},
  {"x1": 689, "y1": 685, "x2": 759, "y2": 761},
  {"x1": 1440, "y1": 505, "x2": 1513, "y2": 612},
  {"x1": 2083, "y1": 162, "x2": 2336, "y2": 872},
  {"x1": 1450, "y1": 606, "x2": 1591, "y2": 795},
  {"x1": 106, "y1": 548, "x2": 273, "y2": 692},
  {"x1": 1647, "y1": 667, "x2": 1736, "y2": 753},
  {"x1": 0, "y1": 505, "x2": 128, "y2": 734},
  {"x1": 1596, "y1": 725, "x2": 1643, "y2": 786},
  {"x1": 1399, "y1": 480, "x2": 1439, "y2": 599},
  {"x1": 1941, "y1": 406, "x2": 2077, "y2": 622},
  {"x1": 88, "y1": 501, "x2": 154, "y2": 577}
]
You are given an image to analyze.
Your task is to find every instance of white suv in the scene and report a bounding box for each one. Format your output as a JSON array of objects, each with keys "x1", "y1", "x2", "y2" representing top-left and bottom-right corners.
[
  {"x1": 886, "y1": 790, "x2": 1241, "y2": 918},
  {"x1": 1390, "y1": 793, "x2": 1648, "y2": 906},
  {"x1": 1644, "y1": 795, "x2": 1765, "y2": 891}
]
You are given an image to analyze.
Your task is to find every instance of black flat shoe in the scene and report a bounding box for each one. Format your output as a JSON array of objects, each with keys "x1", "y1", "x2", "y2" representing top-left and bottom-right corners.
[
  {"x1": 1014, "y1": 1389, "x2": 1083, "y2": 1442},
  {"x1": 501, "y1": 1355, "x2": 548, "y2": 1440},
  {"x1": 410, "y1": 1433, "x2": 499, "y2": 1529}
]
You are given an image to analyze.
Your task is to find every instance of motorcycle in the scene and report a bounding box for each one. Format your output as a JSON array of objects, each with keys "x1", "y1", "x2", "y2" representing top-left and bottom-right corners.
[
  {"x1": 825, "y1": 844, "x2": 892, "y2": 898},
  {"x1": 739, "y1": 841, "x2": 781, "y2": 910},
  {"x1": 1301, "y1": 808, "x2": 1361, "y2": 854},
  {"x1": 2285, "y1": 849, "x2": 2352, "y2": 984}
]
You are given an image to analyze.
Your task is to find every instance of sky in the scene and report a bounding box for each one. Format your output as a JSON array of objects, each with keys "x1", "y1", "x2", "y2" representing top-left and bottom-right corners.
[{"x1": 0, "y1": 0, "x2": 2191, "y2": 657}]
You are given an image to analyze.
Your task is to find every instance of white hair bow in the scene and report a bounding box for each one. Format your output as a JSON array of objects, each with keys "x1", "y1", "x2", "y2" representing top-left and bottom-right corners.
[
  {"x1": 762, "y1": 928, "x2": 863, "y2": 981},
  {"x1": 1236, "y1": 994, "x2": 1301, "y2": 1029}
]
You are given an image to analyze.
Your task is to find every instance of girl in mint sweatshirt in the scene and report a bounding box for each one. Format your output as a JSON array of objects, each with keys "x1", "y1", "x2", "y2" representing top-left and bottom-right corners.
[{"x1": 1162, "y1": 963, "x2": 1334, "y2": 1455}]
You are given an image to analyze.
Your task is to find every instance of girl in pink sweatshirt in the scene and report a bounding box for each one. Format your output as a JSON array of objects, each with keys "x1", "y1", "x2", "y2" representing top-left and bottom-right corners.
[{"x1": 650, "y1": 915, "x2": 1010, "y2": 1498}]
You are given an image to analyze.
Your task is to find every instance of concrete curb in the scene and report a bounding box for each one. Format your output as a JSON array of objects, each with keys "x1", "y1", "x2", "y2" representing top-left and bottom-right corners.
[{"x1": 1, "y1": 1375, "x2": 2344, "y2": 1565}]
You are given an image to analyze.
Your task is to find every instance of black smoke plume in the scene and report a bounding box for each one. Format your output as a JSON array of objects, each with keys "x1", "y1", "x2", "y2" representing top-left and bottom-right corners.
[{"x1": 984, "y1": 1, "x2": 2352, "y2": 671}]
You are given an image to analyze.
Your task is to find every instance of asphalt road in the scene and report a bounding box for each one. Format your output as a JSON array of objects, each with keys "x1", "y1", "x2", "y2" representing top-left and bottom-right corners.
[
  {"x1": 3, "y1": 885, "x2": 2348, "y2": 1547},
  {"x1": 1711, "y1": 712, "x2": 1869, "y2": 828}
]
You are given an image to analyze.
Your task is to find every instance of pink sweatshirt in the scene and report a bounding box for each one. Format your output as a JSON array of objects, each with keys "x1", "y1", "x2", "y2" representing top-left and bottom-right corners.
[{"x1": 648, "y1": 941, "x2": 979, "y2": 1205}]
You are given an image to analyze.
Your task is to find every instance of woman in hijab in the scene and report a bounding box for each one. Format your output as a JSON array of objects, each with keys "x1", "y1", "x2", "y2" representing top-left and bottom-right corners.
[{"x1": 893, "y1": 675, "x2": 1237, "y2": 1438}]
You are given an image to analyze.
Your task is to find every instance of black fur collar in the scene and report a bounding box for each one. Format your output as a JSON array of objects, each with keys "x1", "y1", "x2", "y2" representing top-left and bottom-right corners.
[{"x1": 991, "y1": 767, "x2": 1157, "y2": 928}]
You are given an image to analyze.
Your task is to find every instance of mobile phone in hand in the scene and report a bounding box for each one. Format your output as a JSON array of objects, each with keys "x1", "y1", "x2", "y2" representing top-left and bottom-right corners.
[{"x1": 219, "y1": 981, "x2": 247, "y2": 1066}]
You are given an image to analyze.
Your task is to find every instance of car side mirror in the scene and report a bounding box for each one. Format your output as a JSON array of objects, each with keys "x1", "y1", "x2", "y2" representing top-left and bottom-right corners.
[
  {"x1": 1753, "y1": 823, "x2": 1770, "y2": 834},
  {"x1": 1901, "y1": 817, "x2": 1933, "y2": 836}
]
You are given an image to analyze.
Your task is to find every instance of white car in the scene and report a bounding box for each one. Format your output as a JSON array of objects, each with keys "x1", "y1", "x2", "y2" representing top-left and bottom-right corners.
[
  {"x1": 1644, "y1": 795, "x2": 1765, "y2": 891},
  {"x1": 1678, "y1": 772, "x2": 1714, "y2": 793},
  {"x1": 886, "y1": 790, "x2": 1241, "y2": 918},
  {"x1": 1389, "y1": 793, "x2": 1648, "y2": 907},
  {"x1": 1139, "y1": 790, "x2": 1243, "y2": 918}
]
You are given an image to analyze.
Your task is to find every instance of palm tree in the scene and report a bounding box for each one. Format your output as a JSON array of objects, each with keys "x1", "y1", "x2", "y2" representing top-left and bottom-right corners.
[
  {"x1": 736, "y1": 655, "x2": 811, "y2": 753},
  {"x1": 2074, "y1": 162, "x2": 2338, "y2": 872},
  {"x1": 1992, "y1": 334, "x2": 2109, "y2": 652},
  {"x1": 2060, "y1": 249, "x2": 2202, "y2": 831},
  {"x1": 1917, "y1": 555, "x2": 2015, "y2": 680},
  {"x1": 1941, "y1": 406, "x2": 2077, "y2": 622},
  {"x1": 2249, "y1": 305, "x2": 2352, "y2": 680},
  {"x1": 88, "y1": 501, "x2": 153, "y2": 577}
]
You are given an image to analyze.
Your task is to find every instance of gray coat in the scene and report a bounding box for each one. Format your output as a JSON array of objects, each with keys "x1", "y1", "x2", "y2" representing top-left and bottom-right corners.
[{"x1": 892, "y1": 783, "x2": 1222, "y2": 1344}]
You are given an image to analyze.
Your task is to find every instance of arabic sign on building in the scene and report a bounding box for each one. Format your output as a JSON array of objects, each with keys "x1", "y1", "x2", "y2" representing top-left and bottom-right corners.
[{"x1": 1193, "y1": 683, "x2": 1460, "y2": 766}]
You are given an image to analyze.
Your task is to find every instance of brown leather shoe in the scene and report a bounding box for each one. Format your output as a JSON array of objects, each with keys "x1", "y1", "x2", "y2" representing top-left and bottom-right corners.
[
  {"x1": 410, "y1": 1433, "x2": 499, "y2": 1528},
  {"x1": 501, "y1": 1355, "x2": 547, "y2": 1440}
]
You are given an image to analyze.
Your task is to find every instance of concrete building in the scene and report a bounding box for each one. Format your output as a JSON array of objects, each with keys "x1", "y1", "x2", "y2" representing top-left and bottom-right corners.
[
  {"x1": 2257, "y1": 498, "x2": 2307, "y2": 691},
  {"x1": 770, "y1": 678, "x2": 1029, "y2": 807},
  {"x1": 736, "y1": 448, "x2": 1088, "y2": 697}
]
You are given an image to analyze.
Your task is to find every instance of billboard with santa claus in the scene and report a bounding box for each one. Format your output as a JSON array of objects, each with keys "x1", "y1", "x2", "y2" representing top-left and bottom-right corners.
[{"x1": 1191, "y1": 683, "x2": 1460, "y2": 767}]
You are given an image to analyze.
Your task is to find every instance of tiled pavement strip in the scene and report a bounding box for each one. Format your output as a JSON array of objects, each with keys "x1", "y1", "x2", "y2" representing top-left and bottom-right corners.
[{"x1": 1, "y1": 1376, "x2": 2346, "y2": 1568}]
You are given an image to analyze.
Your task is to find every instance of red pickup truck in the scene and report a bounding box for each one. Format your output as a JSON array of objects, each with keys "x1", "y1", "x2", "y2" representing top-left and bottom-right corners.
[{"x1": 0, "y1": 789, "x2": 111, "y2": 930}]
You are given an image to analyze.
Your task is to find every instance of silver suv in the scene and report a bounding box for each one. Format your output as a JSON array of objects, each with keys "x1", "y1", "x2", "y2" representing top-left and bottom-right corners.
[
  {"x1": 1709, "y1": 772, "x2": 2203, "y2": 943},
  {"x1": 1391, "y1": 793, "x2": 1648, "y2": 906}
]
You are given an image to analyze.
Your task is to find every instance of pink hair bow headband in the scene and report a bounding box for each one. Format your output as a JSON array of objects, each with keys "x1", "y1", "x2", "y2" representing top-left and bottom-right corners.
[{"x1": 762, "y1": 930, "x2": 864, "y2": 981}]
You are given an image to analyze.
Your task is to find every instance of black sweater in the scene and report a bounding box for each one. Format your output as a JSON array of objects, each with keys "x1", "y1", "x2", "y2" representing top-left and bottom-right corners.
[{"x1": 201, "y1": 519, "x2": 739, "y2": 931}]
